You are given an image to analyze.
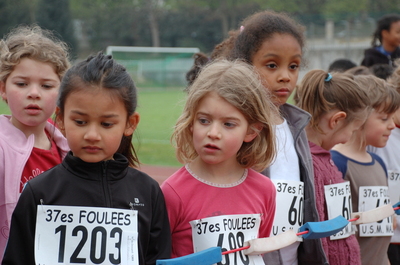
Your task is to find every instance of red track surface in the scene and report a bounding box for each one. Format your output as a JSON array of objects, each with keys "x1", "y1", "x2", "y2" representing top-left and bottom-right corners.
[{"x1": 139, "y1": 164, "x2": 180, "y2": 185}]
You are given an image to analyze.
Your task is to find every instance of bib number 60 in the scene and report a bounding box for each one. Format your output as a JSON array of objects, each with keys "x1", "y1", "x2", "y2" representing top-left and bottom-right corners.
[{"x1": 288, "y1": 195, "x2": 303, "y2": 226}]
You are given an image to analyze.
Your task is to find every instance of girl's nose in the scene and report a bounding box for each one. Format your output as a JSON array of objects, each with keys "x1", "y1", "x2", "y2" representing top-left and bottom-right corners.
[
  {"x1": 278, "y1": 69, "x2": 290, "y2": 83},
  {"x1": 27, "y1": 85, "x2": 40, "y2": 99},
  {"x1": 84, "y1": 124, "x2": 101, "y2": 141},
  {"x1": 207, "y1": 124, "x2": 221, "y2": 139}
]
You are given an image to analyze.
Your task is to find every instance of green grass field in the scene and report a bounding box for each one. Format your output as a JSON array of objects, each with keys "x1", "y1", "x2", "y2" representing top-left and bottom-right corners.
[
  {"x1": 133, "y1": 89, "x2": 185, "y2": 166},
  {"x1": 0, "y1": 100, "x2": 9, "y2": 115},
  {"x1": 0, "y1": 89, "x2": 186, "y2": 167}
]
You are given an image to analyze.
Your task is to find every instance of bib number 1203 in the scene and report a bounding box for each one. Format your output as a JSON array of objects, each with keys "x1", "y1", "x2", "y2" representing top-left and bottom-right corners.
[
  {"x1": 35, "y1": 205, "x2": 139, "y2": 265},
  {"x1": 55, "y1": 225, "x2": 122, "y2": 264}
]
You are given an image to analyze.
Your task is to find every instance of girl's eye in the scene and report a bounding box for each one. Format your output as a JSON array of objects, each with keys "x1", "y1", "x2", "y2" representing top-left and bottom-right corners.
[
  {"x1": 74, "y1": 120, "x2": 86, "y2": 126},
  {"x1": 224, "y1": 122, "x2": 236, "y2": 128},
  {"x1": 15, "y1": 82, "x2": 26, "y2": 87},
  {"x1": 289, "y1": 64, "x2": 299, "y2": 70},
  {"x1": 101, "y1": 122, "x2": 113, "y2": 128},
  {"x1": 42, "y1": 84, "x2": 54, "y2": 89},
  {"x1": 266, "y1": 63, "x2": 277, "y2": 69},
  {"x1": 199, "y1": 118, "x2": 209, "y2": 124}
]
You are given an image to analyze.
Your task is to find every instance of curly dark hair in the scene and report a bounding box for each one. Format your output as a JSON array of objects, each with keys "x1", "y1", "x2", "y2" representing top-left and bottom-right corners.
[
  {"x1": 185, "y1": 52, "x2": 209, "y2": 87},
  {"x1": 185, "y1": 10, "x2": 305, "y2": 88},
  {"x1": 230, "y1": 10, "x2": 305, "y2": 64}
]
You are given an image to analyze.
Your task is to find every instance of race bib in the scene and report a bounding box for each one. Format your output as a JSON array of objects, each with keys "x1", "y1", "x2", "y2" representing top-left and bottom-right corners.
[
  {"x1": 358, "y1": 186, "x2": 394, "y2": 237},
  {"x1": 324, "y1": 182, "x2": 354, "y2": 240},
  {"x1": 35, "y1": 205, "x2": 139, "y2": 265},
  {"x1": 190, "y1": 214, "x2": 263, "y2": 265},
  {"x1": 388, "y1": 170, "x2": 400, "y2": 206},
  {"x1": 270, "y1": 180, "x2": 304, "y2": 240},
  {"x1": 388, "y1": 170, "x2": 400, "y2": 242}
]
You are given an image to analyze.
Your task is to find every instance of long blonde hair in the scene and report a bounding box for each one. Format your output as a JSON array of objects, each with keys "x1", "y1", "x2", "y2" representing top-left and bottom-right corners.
[{"x1": 174, "y1": 60, "x2": 278, "y2": 171}]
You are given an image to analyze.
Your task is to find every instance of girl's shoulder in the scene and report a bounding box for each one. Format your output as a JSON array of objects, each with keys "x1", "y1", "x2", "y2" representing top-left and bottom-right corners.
[
  {"x1": 0, "y1": 115, "x2": 26, "y2": 139},
  {"x1": 245, "y1": 169, "x2": 276, "y2": 191},
  {"x1": 241, "y1": 170, "x2": 276, "y2": 203},
  {"x1": 247, "y1": 168, "x2": 272, "y2": 181},
  {"x1": 161, "y1": 166, "x2": 190, "y2": 187},
  {"x1": 24, "y1": 163, "x2": 64, "y2": 192},
  {"x1": 330, "y1": 150, "x2": 349, "y2": 177},
  {"x1": 126, "y1": 166, "x2": 163, "y2": 189},
  {"x1": 368, "y1": 152, "x2": 387, "y2": 176}
]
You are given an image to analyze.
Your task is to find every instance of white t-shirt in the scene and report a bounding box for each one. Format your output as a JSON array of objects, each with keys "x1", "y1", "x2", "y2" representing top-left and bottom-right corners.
[
  {"x1": 270, "y1": 119, "x2": 300, "y2": 182},
  {"x1": 269, "y1": 119, "x2": 300, "y2": 265}
]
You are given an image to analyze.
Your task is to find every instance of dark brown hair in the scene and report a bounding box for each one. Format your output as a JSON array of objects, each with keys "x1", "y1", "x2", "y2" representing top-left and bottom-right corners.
[
  {"x1": 230, "y1": 10, "x2": 305, "y2": 64},
  {"x1": 57, "y1": 53, "x2": 139, "y2": 167},
  {"x1": 371, "y1": 14, "x2": 400, "y2": 47}
]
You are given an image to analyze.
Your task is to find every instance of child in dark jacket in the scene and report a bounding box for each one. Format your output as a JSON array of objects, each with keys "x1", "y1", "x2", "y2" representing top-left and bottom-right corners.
[
  {"x1": 2, "y1": 53, "x2": 171, "y2": 265},
  {"x1": 361, "y1": 14, "x2": 400, "y2": 67}
]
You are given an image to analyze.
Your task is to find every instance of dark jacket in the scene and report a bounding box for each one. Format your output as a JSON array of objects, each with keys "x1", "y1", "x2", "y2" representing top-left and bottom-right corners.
[
  {"x1": 262, "y1": 104, "x2": 328, "y2": 265},
  {"x1": 2, "y1": 152, "x2": 171, "y2": 265},
  {"x1": 361, "y1": 46, "x2": 400, "y2": 67}
]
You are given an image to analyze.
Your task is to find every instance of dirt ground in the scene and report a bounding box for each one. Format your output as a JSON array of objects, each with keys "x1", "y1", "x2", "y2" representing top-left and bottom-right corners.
[{"x1": 139, "y1": 164, "x2": 180, "y2": 185}]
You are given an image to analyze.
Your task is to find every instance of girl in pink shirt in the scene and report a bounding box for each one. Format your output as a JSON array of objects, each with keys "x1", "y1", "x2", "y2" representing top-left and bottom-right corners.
[{"x1": 162, "y1": 60, "x2": 278, "y2": 264}]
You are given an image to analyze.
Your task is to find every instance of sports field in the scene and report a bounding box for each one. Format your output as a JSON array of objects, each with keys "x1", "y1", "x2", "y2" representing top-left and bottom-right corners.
[
  {"x1": 132, "y1": 89, "x2": 185, "y2": 167},
  {"x1": 0, "y1": 89, "x2": 186, "y2": 167}
]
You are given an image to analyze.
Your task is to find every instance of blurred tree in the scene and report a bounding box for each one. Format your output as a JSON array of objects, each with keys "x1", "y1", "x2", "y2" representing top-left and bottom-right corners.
[
  {"x1": 158, "y1": 4, "x2": 221, "y2": 52},
  {"x1": 36, "y1": 0, "x2": 78, "y2": 59},
  {"x1": 67, "y1": 0, "x2": 400, "y2": 56},
  {"x1": 0, "y1": 0, "x2": 36, "y2": 38},
  {"x1": 70, "y1": 0, "x2": 161, "y2": 56},
  {"x1": 167, "y1": 0, "x2": 261, "y2": 38},
  {"x1": 144, "y1": 0, "x2": 161, "y2": 47},
  {"x1": 322, "y1": 0, "x2": 367, "y2": 20}
]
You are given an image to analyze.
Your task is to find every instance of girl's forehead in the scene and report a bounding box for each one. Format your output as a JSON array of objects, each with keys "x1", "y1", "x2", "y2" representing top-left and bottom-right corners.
[
  {"x1": 66, "y1": 87, "x2": 122, "y2": 104},
  {"x1": 262, "y1": 33, "x2": 302, "y2": 49},
  {"x1": 64, "y1": 89, "x2": 127, "y2": 115},
  {"x1": 69, "y1": 86, "x2": 115, "y2": 96},
  {"x1": 254, "y1": 33, "x2": 302, "y2": 61}
]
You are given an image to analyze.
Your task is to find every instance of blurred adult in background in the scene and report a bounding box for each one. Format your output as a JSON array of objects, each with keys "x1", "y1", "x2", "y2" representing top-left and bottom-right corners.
[{"x1": 361, "y1": 14, "x2": 400, "y2": 67}]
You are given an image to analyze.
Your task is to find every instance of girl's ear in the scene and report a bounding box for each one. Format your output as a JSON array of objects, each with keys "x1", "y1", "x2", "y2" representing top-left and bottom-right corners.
[
  {"x1": 329, "y1": 111, "x2": 347, "y2": 129},
  {"x1": 124, "y1": 112, "x2": 140, "y2": 136},
  {"x1": 244, "y1": 123, "x2": 262, "y2": 143},
  {"x1": 55, "y1": 107, "x2": 66, "y2": 136}
]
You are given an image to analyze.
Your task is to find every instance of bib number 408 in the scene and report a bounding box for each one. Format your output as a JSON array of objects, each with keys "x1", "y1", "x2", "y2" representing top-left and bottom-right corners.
[
  {"x1": 55, "y1": 225, "x2": 122, "y2": 264},
  {"x1": 217, "y1": 232, "x2": 249, "y2": 265}
]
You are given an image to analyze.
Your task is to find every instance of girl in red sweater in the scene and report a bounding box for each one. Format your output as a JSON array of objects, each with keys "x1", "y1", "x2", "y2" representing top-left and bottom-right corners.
[{"x1": 295, "y1": 70, "x2": 370, "y2": 265}]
